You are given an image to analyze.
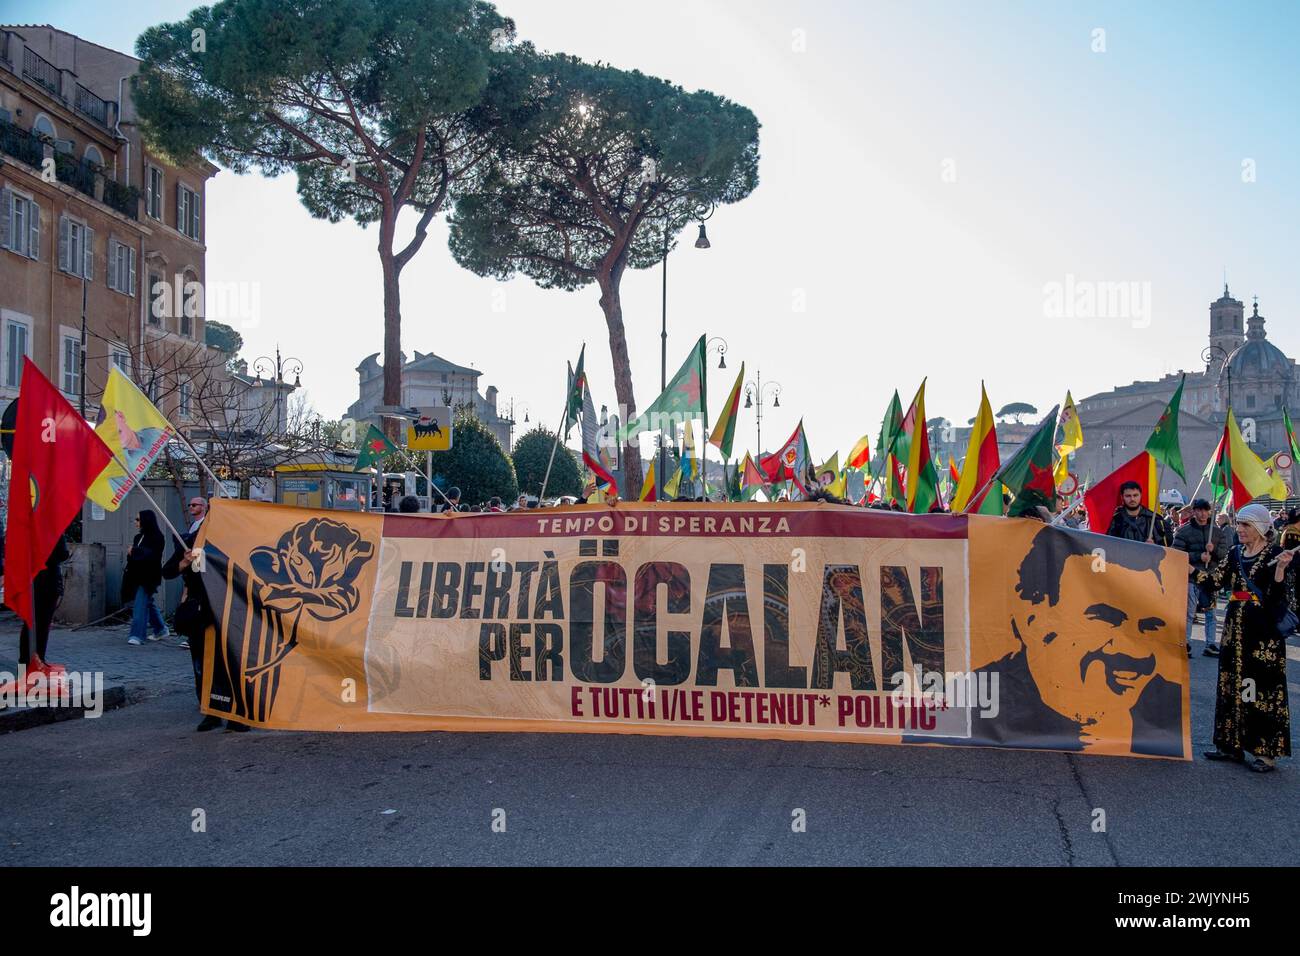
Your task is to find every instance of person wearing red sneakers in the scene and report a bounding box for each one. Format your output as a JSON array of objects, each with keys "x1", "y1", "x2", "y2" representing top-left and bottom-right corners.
[{"x1": 18, "y1": 535, "x2": 70, "y2": 675}]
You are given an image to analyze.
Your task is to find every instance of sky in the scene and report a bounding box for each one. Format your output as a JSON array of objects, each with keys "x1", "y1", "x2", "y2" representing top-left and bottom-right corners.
[{"x1": 8, "y1": 0, "x2": 1300, "y2": 460}]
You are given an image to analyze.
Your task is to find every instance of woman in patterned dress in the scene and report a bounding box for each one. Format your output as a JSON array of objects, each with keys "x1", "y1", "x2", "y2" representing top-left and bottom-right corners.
[{"x1": 1199, "y1": 504, "x2": 1293, "y2": 772}]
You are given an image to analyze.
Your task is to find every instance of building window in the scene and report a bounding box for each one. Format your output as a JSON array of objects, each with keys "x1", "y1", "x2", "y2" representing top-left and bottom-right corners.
[
  {"x1": 147, "y1": 166, "x2": 164, "y2": 220},
  {"x1": 107, "y1": 239, "x2": 137, "y2": 295},
  {"x1": 3, "y1": 315, "x2": 31, "y2": 388},
  {"x1": 178, "y1": 377, "x2": 192, "y2": 418},
  {"x1": 149, "y1": 272, "x2": 165, "y2": 325},
  {"x1": 58, "y1": 216, "x2": 94, "y2": 279},
  {"x1": 111, "y1": 348, "x2": 131, "y2": 375},
  {"x1": 1, "y1": 188, "x2": 41, "y2": 260},
  {"x1": 181, "y1": 271, "x2": 199, "y2": 335},
  {"x1": 176, "y1": 184, "x2": 201, "y2": 240},
  {"x1": 1247, "y1": 394, "x2": 1255, "y2": 410},
  {"x1": 84, "y1": 145, "x2": 104, "y2": 169},
  {"x1": 61, "y1": 332, "x2": 82, "y2": 397},
  {"x1": 32, "y1": 114, "x2": 56, "y2": 144}
]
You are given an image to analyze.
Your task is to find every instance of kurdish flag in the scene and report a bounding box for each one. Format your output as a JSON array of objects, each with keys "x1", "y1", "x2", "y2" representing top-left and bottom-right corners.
[
  {"x1": 1261, "y1": 453, "x2": 1290, "y2": 500},
  {"x1": 639, "y1": 458, "x2": 657, "y2": 501},
  {"x1": 355, "y1": 423, "x2": 399, "y2": 471},
  {"x1": 625, "y1": 336, "x2": 707, "y2": 442},
  {"x1": 708, "y1": 362, "x2": 744, "y2": 459},
  {"x1": 6, "y1": 361, "x2": 114, "y2": 629},
  {"x1": 847, "y1": 433, "x2": 872, "y2": 470},
  {"x1": 994, "y1": 406, "x2": 1060, "y2": 517},
  {"x1": 1210, "y1": 411, "x2": 1275, "y2": 508},
  {"x1": 581, "y1": 380, "x2": 617, "y2": 491},
  {"x1": 563, "y1": 345, "x2": 587, "y2": 440},
  {"x1": 952, "y1": 382, "x2": 1000, "y2": 514},
  {"x1": 1054, "y1": 390, "x2": 1083, "y2": 485},
  {"x1": 87, "y1": 367, "x2": 177, "y2": 511},
  {"x1": 1084, "y1": 451, "x2": 1158, "y2": 534},
  {"x1": 1144, "y1": 374, "x2": 1186, "y2": 480},
  {"x1": 1284, "y1": 407, "x2": 1300, "y2": 465},
  {"x1": 870, "y1": 391, "x2": 905, "y2": 484},
  {"x1": 741, "y1": 452, "x2": 766, "y2": 494},
  {"x1": 904, "y1": 381, "x2": 941, "y2": 513},
  {"x1": 760, "y1": 420, "x2": 812, "y2": 495}
]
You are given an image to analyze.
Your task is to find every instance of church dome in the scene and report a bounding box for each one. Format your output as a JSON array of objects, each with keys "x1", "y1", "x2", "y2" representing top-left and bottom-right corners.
[
  {"x1": 1219, "y1": 300, "x2": 1292, "y2": 386},
  {"x1": 1222, "y1": 338, "x2": 1290, "y2": 380}
]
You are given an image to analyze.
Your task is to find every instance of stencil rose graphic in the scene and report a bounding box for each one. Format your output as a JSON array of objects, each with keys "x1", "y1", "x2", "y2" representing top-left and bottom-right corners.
[{"x1": 244, "y1": 519, "x2": 375, "y2": 679}]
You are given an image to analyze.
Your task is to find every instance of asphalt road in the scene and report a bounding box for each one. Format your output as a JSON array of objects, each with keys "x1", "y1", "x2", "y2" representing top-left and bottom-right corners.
[{"x1": 2, "y1": 640, "x2": 1296, "y2": 867}]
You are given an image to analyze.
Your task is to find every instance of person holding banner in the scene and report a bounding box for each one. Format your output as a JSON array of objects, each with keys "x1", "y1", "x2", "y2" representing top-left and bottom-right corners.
[{"x1": 1199, "y1": 504, "x2": 1293, "y2": 772}]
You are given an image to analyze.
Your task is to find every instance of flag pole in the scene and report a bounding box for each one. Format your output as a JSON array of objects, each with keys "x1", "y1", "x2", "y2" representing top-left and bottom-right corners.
[
  {"x1": 108, "y1": 448, "x2": 189, "y2": 547},
  {"x1": 1148, "y1": 460, "x2": 1167, "y2": 543},
  {"x1": 538, "y1": 399, "x2": 568, "y2": 503}
]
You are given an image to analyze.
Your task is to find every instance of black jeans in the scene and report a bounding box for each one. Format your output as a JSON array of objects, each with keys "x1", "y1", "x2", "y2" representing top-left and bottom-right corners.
[{"x1": 18, "y1": 573, "x2": 60, "y2": 665}]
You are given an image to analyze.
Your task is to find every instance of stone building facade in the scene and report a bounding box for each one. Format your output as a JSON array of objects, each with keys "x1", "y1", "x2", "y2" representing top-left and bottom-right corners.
[{"x1": 346, "y1": 350, "x2": 514, "y2": 451}]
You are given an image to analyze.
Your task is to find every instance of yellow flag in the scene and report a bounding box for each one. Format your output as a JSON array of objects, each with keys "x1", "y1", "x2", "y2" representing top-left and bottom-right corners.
[
  {"x1": 86, "y1": 368, "x2": 177, "y2": 511},
  {"x1": 639, "y1": 458, "x2": 657, "y2": 501},
  {"x1": 1055, "y1": 390, "x2": 1083, "y2": 485},
  {"x1": 815, "y1": 452, "x2": 841, "y2": 494},
  {"x1": 1262, "y1": 453, "x2": 1290, "y2": 500}
]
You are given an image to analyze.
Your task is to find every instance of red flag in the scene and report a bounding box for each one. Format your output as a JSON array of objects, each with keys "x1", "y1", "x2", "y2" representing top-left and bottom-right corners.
[
  {"x1": 4, "y1": 359, "x2": 113, "y2": 628},
  {"x1": 1082, "y1": 450, "x2": 1158, "y2": 534}
]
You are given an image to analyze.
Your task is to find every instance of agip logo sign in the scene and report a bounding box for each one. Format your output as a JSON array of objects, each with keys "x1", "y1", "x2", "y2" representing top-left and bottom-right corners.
[{"x1": 405, "y1": 407, "x2": 452, "y2": 451}]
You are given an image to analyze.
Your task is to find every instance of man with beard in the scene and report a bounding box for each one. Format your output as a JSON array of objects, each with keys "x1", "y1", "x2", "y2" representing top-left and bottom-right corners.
[
  {"x1": 908, "y1": 525, "x2": 1184, "y2": 756},
  {"x1": 1106, "y1": 480, "x2": 1171, "y2": 546}
]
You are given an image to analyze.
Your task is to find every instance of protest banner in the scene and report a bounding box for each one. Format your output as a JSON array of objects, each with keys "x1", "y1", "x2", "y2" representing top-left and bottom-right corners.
[{"x1": 197, "y1": 500, "x2": 1190, "y2": 759}]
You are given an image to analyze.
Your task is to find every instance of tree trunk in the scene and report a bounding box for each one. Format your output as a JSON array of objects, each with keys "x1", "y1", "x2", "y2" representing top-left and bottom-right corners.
[
  {"x1": 597, "y1": 276, "x2": 643, "y2": 496},
  {"x1": 379, "y1": 238, "x2": 403, "y2": 442}
]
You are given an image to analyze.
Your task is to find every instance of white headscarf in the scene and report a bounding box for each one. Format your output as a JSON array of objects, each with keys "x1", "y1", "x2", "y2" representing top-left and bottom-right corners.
[{"x1": 1236, "y1": 503, "x2": 1274, "y2": 539}]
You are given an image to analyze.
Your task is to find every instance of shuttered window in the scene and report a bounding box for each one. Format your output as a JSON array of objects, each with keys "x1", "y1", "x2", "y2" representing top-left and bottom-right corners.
[{"x1": 57, "y1": 215, "x2": 93, "y2": 279}]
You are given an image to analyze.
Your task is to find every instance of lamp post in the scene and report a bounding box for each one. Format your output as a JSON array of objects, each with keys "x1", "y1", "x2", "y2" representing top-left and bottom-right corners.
[
  {"x1": 1100, "y1": 433, "x2": 1127, "y2": 471},
  {"x1": 657, "y1": 191, "x2": 716, "y2": 498},
  {"x1": 252, "y1": 345, "x2": 303, "y2": 436},
  {"x1": 508, "y1": 398, "x2": 529, "y2": 450},
  {"x1": 744, "y1": 370, "x2": 782, "y2": 460}
]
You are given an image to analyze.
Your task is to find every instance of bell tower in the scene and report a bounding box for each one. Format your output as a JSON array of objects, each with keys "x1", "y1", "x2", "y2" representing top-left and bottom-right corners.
[{"x1": 1208, "y1": 283, "x2": 1245, "y2": 370}]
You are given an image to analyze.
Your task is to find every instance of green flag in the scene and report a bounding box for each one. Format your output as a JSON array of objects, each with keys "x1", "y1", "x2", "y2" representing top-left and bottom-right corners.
[
  {"x1": 1144, "y1": 374, "x2": 1186, "y2": 480},
  {"x1": 994, "y1": 406, "x2": 1060, "y2": 516},
  {"x1": 624, "y1": 336, "x2": 707, "y2": 442},
  {"x1": 563, "y1": 345, "x2": 586, "y2": 440},
  {"x1": 355, "y1": 423, "x2": 398, "y2": 471},
  {"x1": 869, "y1": 390, "x2": 905, "y2": 485},
  {"x1": 1284, "y1": 408, "x2": 1300, "y2": 464}
]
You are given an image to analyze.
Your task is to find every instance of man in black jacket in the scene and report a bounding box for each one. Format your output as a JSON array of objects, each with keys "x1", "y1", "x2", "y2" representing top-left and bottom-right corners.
[
  {"x1": 1106, "y1": 481, "x2": 1171, "y2": 546},
  {"x1": 1172, "y1": 498, "x2": 1225, "y2": 657},
  {"x1": 163, "y1": 499, "x2": 247, "y2": 733}
]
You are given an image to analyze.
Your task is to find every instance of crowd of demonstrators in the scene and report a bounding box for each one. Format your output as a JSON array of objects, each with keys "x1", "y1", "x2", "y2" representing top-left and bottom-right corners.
[
  {"x1": 1198, "y1": 504, "x2": 1294, "y2": 773},
  {"x1": 123, "y1": 510, "x2": 169, "y2": 646}
]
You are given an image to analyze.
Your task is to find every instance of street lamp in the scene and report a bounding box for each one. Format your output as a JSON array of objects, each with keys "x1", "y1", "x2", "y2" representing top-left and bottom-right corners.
[
  {"x1": 508, "y1": 398, "x2": 530, "y2": 449},
  {"x1": 252, "y1": 345, "x2": 303, "y2": 435},
  {"x1": 744, "y1": 370, "x2": 783, "y2": 459},
  {"x1": 1203, "y1": 344, "x2": 1233, "y2": 413},
  {"x1": 657, "y1": 190, "x2": 717, "y2": 499},
  {"x1": 706, "y1": 336, "x2": 729, "y2": 370},
  {"x1": 1100, "y1": 434, "x2": 1127, "y2": 471}
]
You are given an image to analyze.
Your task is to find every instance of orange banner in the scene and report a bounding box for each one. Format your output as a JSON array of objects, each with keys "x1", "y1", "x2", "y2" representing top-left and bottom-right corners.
[{"x1": 197, "y1": 500, "x2": 1190, "y2": 759}]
